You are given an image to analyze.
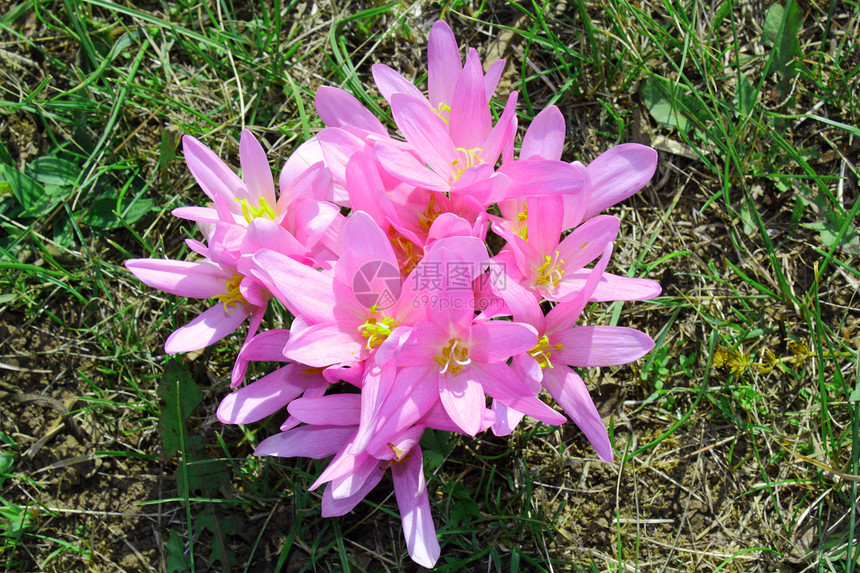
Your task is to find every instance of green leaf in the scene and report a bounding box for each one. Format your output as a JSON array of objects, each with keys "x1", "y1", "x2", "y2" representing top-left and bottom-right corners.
[
  {"x1": 641, "y1": 76, "x2": 696, "y2": 133},
  {"x1": 1, "y1": 164, "x2": 46, "y2": 214},
  {"x1": 27, "y1": 156, "x2": 80, "y2": 187},
  {"x1": 80, "y1": 195, "x2": 153, "y2": 229},
  {"x1": 175, "y1": 437, "x2": 231, "y2": 497},
  {"x1": 1, "y1": 163, "x2": 71, "y2": 217},
  {"x1": 0, "y1": 140, "x2": 12, "y2": 165},
  {"x1": 157, "y1": 359, "x2": 202, "y2": 460},
  {"x1": 762, "y1": 4, "x2": 786, "y2": 46},
  {"x1": 165, "y1": 530, "x2": 191, "y2": 573},
  {"x1": 763, "y1": 1, "x2": 801, "y2": 84},
  {"x1": 0, "y1": 500, "x2": 36, "y2": 538},
  {"x1": 735, "y1": 73, "x2": 757, "y2": 115}
]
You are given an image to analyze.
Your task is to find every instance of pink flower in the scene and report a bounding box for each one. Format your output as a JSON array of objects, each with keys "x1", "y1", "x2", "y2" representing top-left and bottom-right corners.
[
  {"x1": 253, "y1": 393, "x2": 448, "y2": 568},
  {"x1": 124, "y1": 256, "x2": 265, "y2": 355},
  {"x1": 492, "y1": 244, "x2": 657, "y2": 459}
]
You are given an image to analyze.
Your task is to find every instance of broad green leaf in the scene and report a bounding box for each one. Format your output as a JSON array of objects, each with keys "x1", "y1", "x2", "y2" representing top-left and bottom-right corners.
[
  {"x1": 641, "y1": 76, "x2": 692, "y2": 132},
  {"x1": 80, "y1": 195, "x2": 153, "y2": 229},
  {"x1": 157, "y1": 359, "x2": 202, "y2": 460},
  {"x1": 1, "y1": 164, "x2": 47, "y2": 214},
  {"x1": 165, "y1": 530, "x2": 191, "y2": 573},
  {"x1": 763, "y1": 1, "x2": 801, "y2": 85},
  {"x1": 27, "y1": 156, "x2": 80, "y2": 187},
  {"x1": 735, "y1": 73, "x2": 757, "y2": 115}
]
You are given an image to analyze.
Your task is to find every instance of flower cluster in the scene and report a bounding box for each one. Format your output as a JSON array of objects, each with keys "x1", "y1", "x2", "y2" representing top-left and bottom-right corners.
[{"x1": 127, "y1": 21, "x2": 660, "y2": 567}]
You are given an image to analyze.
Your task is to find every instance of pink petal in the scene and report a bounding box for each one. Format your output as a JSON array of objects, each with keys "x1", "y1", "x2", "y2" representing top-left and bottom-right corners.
[
  {"x1": 541, "y1": 367, "x2": 612, "y2": 461},
  {"x1": 476, "y1": 362, "x2": 566, "y2": 426},
  {"x1": 238, "y1": 329, "x2": 290, "y2": 362},
  {"x1": 390, "y1": 93, "x2": 457, "y2": 179},
  {"x1": 554, "y1": 325, "x2": 654, "y2": 367},
  {"x1": 557, "y1": 215, "x2": 620, "y2": 271},
  {"x1": 287, "y1": 394, "x2": 362, "y2": 426},
  {"x1": 373, "y1": 141, "x2": 450, "y2": 191},
  {"x1": 590, "y1": 273, "x2": 662, "y2": 301},
  {"x1": 182, "y1": 134, "x2": 247, "y2": 202},
  {"x1": 526, "y1": 196, "x2": 565, "y2": 258},
  {"x1": 521, "y1": 105, "x2": 565, "y2": 161},
  {"x1": 125, "y1": 258, "x2": 231, "y2": 299},
  {"x1": 371, "y1": 64, "x2": 426, "y2": 104},
  {"x1": 315, "y1": 86, "x2": 388, "y2": 135},
  {"x1": 164, "y1": 303, "x2": 252, "y2": 353},
  {"x1": 284, "y1": 323, "x2": 364, "y2": 368},
  {"x1": 428, "y1": 19, "x2": 461, "y2": 110},
  {"x1": 483, "y1": 59, "x2": 505, "y2": 102},
  {"x1": 334, "y1": 211, "x2": 399, "y2": 295},
  {"x1": 469, "y1": 320, "x2": 537, "y2": 362},
  {"x1": 328, "y1": 451, "x2": 380, "y2": 499},
  {"x1": 448, "y1": 48, "x2": 491, "y2": 149},
  {"x1": 419, "y1": 400, "x2": 496, "y2": 433},
  {"x1": 254, "y1": 425, "x2": 355, "y2": 459},
  {"x1": 321, "y1": 463, "x2": 385, "y2": 517},
  {"x1": 239, "y1": 130, "x2": 276, "y2": 207},
  {"x1": 218, "y1": 363, "x2": 313, "y2": 424},
  {"x1": 364, "y1": 365, "x2": 441, "y2": 455},
  {"x1": 545, "y1": 242, "x2": 613, "y2": 333},
  {"x1": 351, "y1": 359, "x2": 397, "y2": 455},
  {"x1": 496, "y1": 159, "x2": 585, "y2": 201},
  {"x1": 251, "y1": 249, "x2": 336, "y2": 323},
  {"x1": 171, "y1": 206, "x2": 220, "y2": 224},
  {"x1": 230, "y1": 306, "x2": 265, "y2": 386},
  {"x1": 491, "y1": 400, "x2": 524, "y2": 437},
  {"x1": 280, "y1": 138, "x2": 326, "y2": 197},
  {"x1": 584, "y1": 143, "x2": 658, "y2": 219},
  {"x1": 439, "y1": 369, "x2": 485, "y2": 436},
  {"x1": 316, "y1": 127, "x2": 367, "y2": 186},
  {"x1": 392, "y1": 448, "x2": 440, "y2": 568},
  {"x1": 482, "y1": 92, "x2": 518, "y2": 169}
]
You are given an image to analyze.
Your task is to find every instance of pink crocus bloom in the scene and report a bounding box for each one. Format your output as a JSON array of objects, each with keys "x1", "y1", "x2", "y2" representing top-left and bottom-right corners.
[
  {"x1": 493, "y1": 196, "x2": 662, "y2": 303},
  {"x1": 172, "y1": 130, "x2": 343, "y2": 268},
  {"x1": 363, "y1": 242, "x2": 568, "y2": 442},
  {"x1": 372, "y1": 20, "x2": 505, "y2": 129},
  {"x1": 171, "y1": 130, "x2": 279, "y2": 230},
  {"x1": 498, "y1": 104, "x2": 659, "y2": 230},
  {"x1": 125, "y1": 254, "x2": 266, "y2": 355},
  {"x1": 254, "y1": 393, "x2": 452, "y2": 568},
  {"x1": 491, "y1": 244, "x2": 657, "y2": 459}
]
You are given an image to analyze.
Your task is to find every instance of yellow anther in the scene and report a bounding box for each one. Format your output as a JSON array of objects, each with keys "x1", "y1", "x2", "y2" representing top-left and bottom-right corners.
[
  {"x1": 434, "y1": 338, "x2": 471, "y2": 375},
  {"x1": 451, "y1": 147, "x2": 484, "y2": 180},
  {"x1": 419, "y1": 194, "x2": 441, "y2": 231},
  {"x1": 529, "y1": 335, "x2": 555, "y2": 369},
  {"x1": 235, "y1": 197, "x2": 277, "y2": 225},
  {"x1": 517, "y1": 204, "x2": 529, "y2": 240},
  {"x1": 535, "y1": 251, "x2": 565, "y2": 287},
  {"x1": 432, "y1": 101, "x2": 452, "y2": 124},
  {"x1": 215, "y1": 275, "x2": 248, "y2": 309},
  {"x1": 358, "y1": 305, "x2": 397, "y2": 350}
]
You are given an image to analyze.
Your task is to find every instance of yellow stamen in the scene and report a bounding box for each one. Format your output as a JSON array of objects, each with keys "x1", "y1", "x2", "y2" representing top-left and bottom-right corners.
[
  {"x1": 235, "y1": 197, "x2": 277, "y2": 225},
  {"x1": 434, "y1": 338, "x2": 471, "y2": 375},
  {"x1": 215, "y1": 275, "x2": 248, "y2": 309},
  {"x1": 451, "y1": 147, "x2": 484, "y2": 180},
  {"x1": 419, "y1": 194, "x2": 441, "y2": 231},
  {"x1": 517, "y1": 204, "x2": 528, "y2": 240},
  {"x1": 535, "y1": 251, "x2": 565, "y2": 288},
  {"x1": 529, "y1": 335, "x2": 556, "y2": 369},
  {"x1": 358, "y1": 305, "x2": 397, "y2": 350},
  {"x1": 432, "y1": 101, "x2": 452, "y2": 124}
]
